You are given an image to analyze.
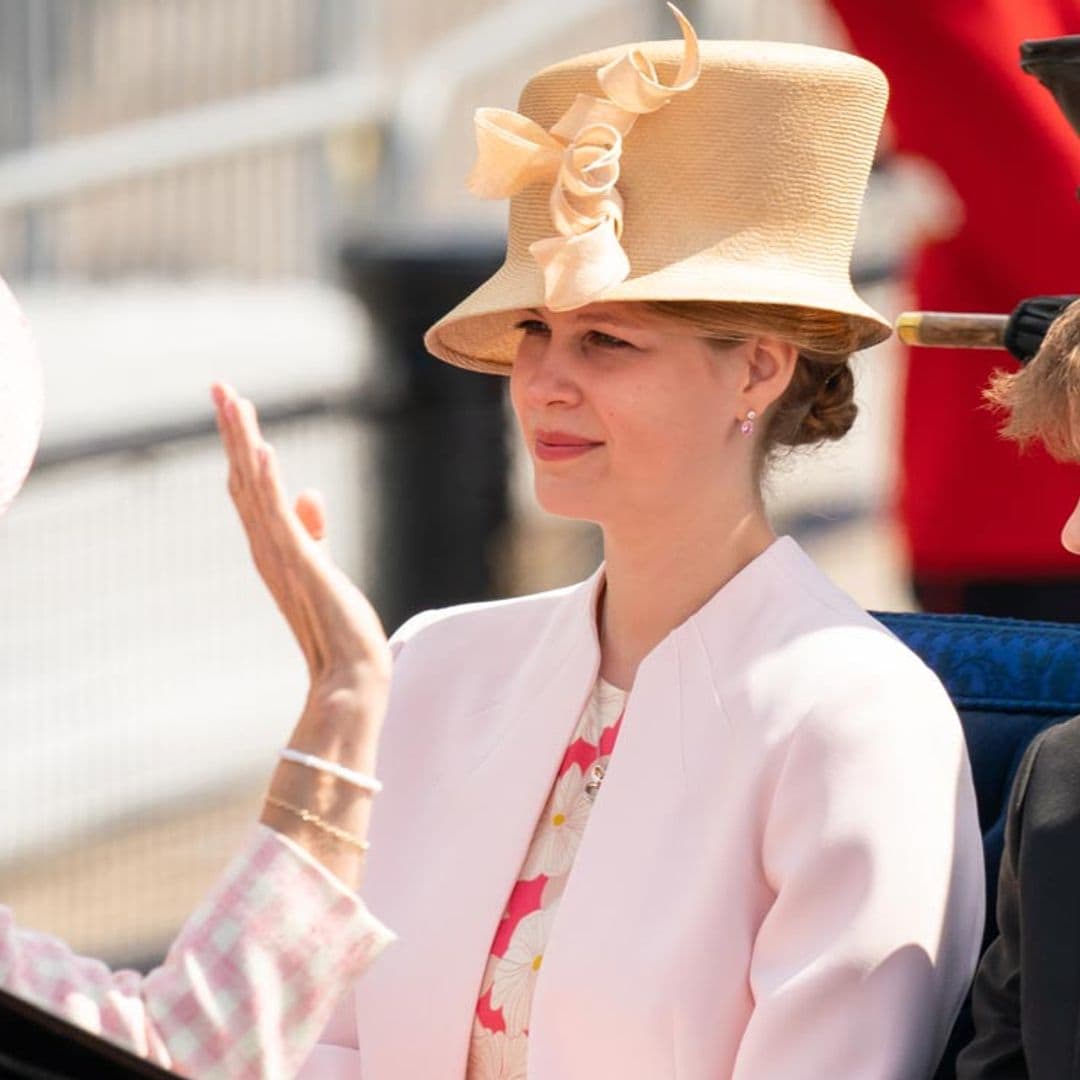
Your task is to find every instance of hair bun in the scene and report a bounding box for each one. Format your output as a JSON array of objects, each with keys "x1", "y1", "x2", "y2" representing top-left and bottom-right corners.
[
  {"x1": 798, "y1": 360, "x2": 857, "y2": 444},
  {"x1": 770, "y1": 356, "x2": 857, "y2": 449}
]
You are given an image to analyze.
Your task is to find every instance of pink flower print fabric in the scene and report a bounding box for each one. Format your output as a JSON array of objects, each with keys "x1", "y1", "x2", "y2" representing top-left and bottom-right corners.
[{"x1": 467, "y1": 678, "x2": 627, "y2": 1079}]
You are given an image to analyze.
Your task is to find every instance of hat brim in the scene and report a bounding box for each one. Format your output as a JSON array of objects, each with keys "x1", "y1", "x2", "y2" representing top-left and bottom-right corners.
[{"x1": 425, "y1": 252, "x2": 892, "y2": 375}]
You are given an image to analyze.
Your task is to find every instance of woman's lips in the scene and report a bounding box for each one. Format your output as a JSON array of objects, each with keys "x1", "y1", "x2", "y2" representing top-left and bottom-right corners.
[{"x1": 534, "y1": 431, "x2": 603, "y2": 462}]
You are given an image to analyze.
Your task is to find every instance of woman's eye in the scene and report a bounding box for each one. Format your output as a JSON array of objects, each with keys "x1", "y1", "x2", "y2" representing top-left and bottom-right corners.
[
  {"x1": 514, "y1": 318, "x2": 550, "y2": 336},
  {"x1": 587, "y1": 330, "x2": 632, "y2": 349}
]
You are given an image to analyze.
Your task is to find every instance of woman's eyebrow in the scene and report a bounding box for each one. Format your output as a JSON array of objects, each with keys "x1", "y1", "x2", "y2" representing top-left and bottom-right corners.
[{"x1": 574, "y1": 312, "x2": 648, "y2": 330}]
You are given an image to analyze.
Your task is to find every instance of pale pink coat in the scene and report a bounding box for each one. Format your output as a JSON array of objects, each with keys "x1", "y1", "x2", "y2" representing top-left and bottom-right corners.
[{"x1": 303, "y1": 536, "x2": 985, "y2": 1079}]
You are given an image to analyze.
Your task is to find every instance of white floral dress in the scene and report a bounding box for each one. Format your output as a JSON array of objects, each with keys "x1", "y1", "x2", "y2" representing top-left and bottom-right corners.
[{"x1": 466, "y1": 678, "x2": 627, "y2": 1079}]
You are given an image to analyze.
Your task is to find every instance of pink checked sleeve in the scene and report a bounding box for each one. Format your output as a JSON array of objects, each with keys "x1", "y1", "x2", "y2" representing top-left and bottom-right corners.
[{"x1": 0, "y1": 824, "x2": 394, "y2": 1079}]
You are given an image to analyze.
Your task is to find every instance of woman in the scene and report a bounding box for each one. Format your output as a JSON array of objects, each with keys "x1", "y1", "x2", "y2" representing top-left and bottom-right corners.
[
  {"x1": 0, "y1": 272, "x2": 394, "y2": 1079},
  {"x1": 297, "y1": 9, "x2": 986, "y2": 1078}
]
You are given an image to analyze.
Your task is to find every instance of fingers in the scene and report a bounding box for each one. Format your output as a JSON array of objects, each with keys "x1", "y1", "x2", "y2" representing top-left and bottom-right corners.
[
  {"x1": 256, "y1": 439, "x2": 307, "y2": 548},
  {"x1": 259, "y1": 442, "x2": 330, "y2": 669},
  {"x1": 295, "y1": 489, "x2": 328, "y2": 541},
  {"x1": 213, "y1": 384, "x2": 316, "y2": 548},
  {"x1": 212, "y1": 383, "x2": 243, "y2": 495},
  {"x1": 213, "y1": 382, "x2": 256, "y2": 507},
  {"x1": 214, "y1": 384, "x2": 275, "y2": 515},
  {"x1": 210, "y1": 383, "x2": 370, "y2": 682},
  {"x1": 236, "y1": 397, "x2": 267, "y2": 485}
]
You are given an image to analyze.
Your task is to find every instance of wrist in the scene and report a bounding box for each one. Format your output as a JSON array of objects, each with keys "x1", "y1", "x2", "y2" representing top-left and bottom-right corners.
[
  {"x1": 260, "y1": 792, "x2": 370, "y2": 888},
  {"x1": 307, "y1": 665, "x2": 389, "y2": 720},
  {"x1": 279, "y1": 748, "x2": 382, "y2": 794},
  {"x1": 311, "y1": 653, "x2": 392, "y2": 698},
  {"x1": 294, "y1": 678, "x2": 387, "y2": 760}
]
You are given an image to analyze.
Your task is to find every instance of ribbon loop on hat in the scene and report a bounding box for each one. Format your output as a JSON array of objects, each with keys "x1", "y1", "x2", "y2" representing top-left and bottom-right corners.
[
  {"x1": 465, "y1": 3, "x2": 700, "y2": 310},
  {"x1": 529, "y1": 218, "x2": 631, "y2": 312},
  {"x1": 597, "y1": 4, "x2": 701, "y2": 114},
  {"x1": 467, "y1": 108, "x2": 563, "y2": 199},
  {"x1": 548, "y1": 94, "x2": 637, "y2": 144}
]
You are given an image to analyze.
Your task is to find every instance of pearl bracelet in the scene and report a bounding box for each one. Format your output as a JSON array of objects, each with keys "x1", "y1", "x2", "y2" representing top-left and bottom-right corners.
[
  {"x1": 279, "y1": 748, "x2": 384, "y2": 794},
  {"x1": 265, "y1": 795, "x2": 370, "y2": 852}
]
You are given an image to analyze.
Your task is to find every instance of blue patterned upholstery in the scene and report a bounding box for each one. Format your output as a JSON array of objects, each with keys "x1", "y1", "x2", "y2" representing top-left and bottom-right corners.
[{"x1": 872, "y1": 611, "x2": 1080, "y2": 1077}]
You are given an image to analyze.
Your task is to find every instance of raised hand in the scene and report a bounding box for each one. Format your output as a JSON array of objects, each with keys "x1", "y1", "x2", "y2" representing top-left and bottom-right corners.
[
  {"x1": 211, "y1": 382, "x2": 390, "y2": 699},
  {"x1": 211, "y1": 382, "x2": 389, "y2": 884}
]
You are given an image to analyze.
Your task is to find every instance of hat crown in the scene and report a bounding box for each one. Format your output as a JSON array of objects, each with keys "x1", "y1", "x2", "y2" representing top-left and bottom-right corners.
[{"x1": 509, "y1": 39, "x2": 888, "y2": 286}]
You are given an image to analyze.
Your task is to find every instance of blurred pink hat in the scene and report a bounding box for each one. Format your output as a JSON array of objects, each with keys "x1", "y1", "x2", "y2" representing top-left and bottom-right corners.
[{"x1": 0, "y1": 277, "x2": 42, "y2": 515}]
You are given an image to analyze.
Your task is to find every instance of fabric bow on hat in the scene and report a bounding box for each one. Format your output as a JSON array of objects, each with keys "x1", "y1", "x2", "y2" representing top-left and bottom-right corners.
[{"x1": 467, "y1": 3, "x2": 701, "y2": 311}]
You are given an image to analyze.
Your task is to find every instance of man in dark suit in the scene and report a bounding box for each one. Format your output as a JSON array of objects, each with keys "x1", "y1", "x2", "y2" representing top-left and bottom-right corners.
[
  {"x1": 957, "y1": 718, "x2": 1080, "y2": 1077},
  {"x1": 957, "y1": 302, "x2": 1080, "y2": 1077}
]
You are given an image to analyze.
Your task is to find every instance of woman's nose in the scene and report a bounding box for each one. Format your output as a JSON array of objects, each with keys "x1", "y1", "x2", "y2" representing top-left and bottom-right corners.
[
  {"x1": 1062, "y1": 495, "x2": 1080, "y2": 555},
  {"x1": 520, "y1": 339, "x2": 583, "y2": 408}
]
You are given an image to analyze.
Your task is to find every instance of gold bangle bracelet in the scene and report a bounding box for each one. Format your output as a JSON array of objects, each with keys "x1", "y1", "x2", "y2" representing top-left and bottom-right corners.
[{"x1": 265, "y1": 795, "x2": 371, "y2": 852}]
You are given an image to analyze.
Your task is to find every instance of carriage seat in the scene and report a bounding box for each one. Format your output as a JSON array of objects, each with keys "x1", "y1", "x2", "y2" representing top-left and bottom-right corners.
[{"x1": 873, "y1": 610, "x2": 1080, "y2": 1078}]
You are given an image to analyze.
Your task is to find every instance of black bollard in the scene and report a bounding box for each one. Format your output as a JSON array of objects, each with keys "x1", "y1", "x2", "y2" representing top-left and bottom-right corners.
[{"x1": 340, "y1": 234, "x2": 509, "y2": 634}]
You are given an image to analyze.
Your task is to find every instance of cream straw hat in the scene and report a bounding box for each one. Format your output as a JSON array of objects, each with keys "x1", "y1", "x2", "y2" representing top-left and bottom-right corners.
[
  {"x1": 425, "y1": 5, "x2": 892, "y2": 375},
  {"x1": 0, "y1": 277, "x2": 42, "y2": 516}
]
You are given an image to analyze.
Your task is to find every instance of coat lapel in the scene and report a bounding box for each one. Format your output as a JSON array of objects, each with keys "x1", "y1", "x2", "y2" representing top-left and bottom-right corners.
[
  {"x1": 354, "y1": 571, "x2": 604, "y2": 1078},
  {"x1": 526, "y1": 627, "x2": 687, "y2": 1077},
  {"x1": 525, "y1": 543, "x2": 791, "y2": 1078}
]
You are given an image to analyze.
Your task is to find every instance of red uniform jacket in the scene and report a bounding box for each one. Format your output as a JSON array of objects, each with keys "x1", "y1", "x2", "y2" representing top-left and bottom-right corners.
[{"x1": 831, "y1": 0, "x2": 1080, "y2": 578}]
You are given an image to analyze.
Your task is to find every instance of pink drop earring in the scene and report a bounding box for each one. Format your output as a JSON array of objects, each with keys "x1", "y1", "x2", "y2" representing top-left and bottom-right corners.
[{"x1": 740, "y1": 409, "x2": 757, "y2": 436}]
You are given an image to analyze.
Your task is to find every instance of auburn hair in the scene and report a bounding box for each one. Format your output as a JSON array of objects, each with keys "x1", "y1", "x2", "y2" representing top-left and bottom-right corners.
[
  {"x1": 643, "y1": 301, "x2": 858, "y2": 457},
  {"x1": 984, "y1": 298, "x2": 1080, "y2": 463}
]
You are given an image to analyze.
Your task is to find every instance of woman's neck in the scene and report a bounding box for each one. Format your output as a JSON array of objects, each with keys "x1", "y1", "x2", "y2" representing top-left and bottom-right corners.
[{"x1": 596, "y1": 503, "x2": 776, "y2": 690}]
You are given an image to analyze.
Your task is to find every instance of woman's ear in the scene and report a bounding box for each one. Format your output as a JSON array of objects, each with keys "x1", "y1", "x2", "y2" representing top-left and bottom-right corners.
[
  {"x1": 1062, "y1": 494, "x2": 1080, "y2": 554},
  {"x1": 743, "y1": 336, "x2": 798, "y2": 414}
]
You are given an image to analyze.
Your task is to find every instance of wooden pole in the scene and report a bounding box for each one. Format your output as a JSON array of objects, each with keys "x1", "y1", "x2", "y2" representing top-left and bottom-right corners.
[{"x1": 895, "y1": 311, "x2": 1010, "y2": 349}]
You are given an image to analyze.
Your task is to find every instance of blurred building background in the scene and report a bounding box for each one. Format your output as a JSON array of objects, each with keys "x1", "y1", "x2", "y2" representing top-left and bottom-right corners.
[{"x1": 0, "y1": 0, "x2": 940, "y2": 967}]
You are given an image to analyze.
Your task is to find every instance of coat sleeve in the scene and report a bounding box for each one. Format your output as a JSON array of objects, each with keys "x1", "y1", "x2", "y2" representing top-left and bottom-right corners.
[
  {"x1": 0, "y1": 825, "x2": 393, "y2": 1079},
  {"x1": 955, "y1": 734, "x2": 1047, "y2": 1079},
  {"x1": 730, "y1": 656, "x2": 985, "y2": 1080}
]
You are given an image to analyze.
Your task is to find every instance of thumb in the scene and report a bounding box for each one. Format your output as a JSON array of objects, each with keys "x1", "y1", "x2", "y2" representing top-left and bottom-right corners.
[{"x1": 294, "y1": 489, "x2": 328, "y2": 541}]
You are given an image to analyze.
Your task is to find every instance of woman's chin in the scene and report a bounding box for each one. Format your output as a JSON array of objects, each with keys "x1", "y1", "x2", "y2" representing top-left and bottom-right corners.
[{"x1": 533, "y1": 479, "x2": 603, "y2": 522}]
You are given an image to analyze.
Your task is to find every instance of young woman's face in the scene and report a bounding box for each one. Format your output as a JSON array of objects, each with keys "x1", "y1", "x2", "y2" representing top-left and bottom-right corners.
[{"x1": 508, "y1": 302, "x2": 756, "y2": 526}]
